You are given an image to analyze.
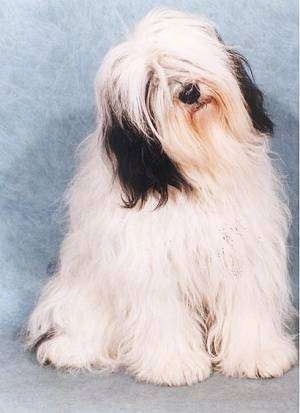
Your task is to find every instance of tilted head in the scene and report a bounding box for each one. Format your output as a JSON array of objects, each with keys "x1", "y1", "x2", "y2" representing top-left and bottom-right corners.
[{"x1": 96, "y1": 9, "x2": 273, "y2": 208}]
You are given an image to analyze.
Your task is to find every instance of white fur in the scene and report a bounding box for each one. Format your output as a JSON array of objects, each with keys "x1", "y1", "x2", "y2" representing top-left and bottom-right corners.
[{"x1": 26, "y1": 9, "x2": 297, "y2": 386}]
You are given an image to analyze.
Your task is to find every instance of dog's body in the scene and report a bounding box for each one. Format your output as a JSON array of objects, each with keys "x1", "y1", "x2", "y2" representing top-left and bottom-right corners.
[{"x1": 26, "y1": 9, "x2": 296, "y2": 386}]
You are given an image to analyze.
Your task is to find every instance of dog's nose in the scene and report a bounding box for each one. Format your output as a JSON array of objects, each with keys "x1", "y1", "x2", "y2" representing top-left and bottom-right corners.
[{"x1": 178, "y1": 83, "x2": 200, "y2": 104}]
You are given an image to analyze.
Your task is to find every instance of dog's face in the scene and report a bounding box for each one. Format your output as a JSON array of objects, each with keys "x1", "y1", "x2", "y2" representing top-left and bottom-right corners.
[{"x1": 95, "y1": 9, "x2": 273, "y2": 208}]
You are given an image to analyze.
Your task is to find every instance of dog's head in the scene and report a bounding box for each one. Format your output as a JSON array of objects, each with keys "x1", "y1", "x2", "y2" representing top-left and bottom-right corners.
[{"x1": 95, "y1": 9, "x2": 273, "y2": 208}]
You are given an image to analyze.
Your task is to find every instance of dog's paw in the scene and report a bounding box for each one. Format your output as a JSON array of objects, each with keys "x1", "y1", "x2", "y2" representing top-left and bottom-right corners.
[
  {"x1": 36, "y1": 335, "x2": 100, "y2": 370},
  {"x1": 129, "y1": 350, "x2": 211, "y2": 386},
  {"x1": 220, "y1": 340, "x2": 297, "y2": 379}
]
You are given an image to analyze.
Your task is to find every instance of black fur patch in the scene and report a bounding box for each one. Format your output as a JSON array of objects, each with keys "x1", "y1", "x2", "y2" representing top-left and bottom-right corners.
[
  {"x1": 229, "y1": 50, "x2": 273, "y2": 135},
  {"x1": 104, "y1": 116, "x2": 192, "y2": 209}
]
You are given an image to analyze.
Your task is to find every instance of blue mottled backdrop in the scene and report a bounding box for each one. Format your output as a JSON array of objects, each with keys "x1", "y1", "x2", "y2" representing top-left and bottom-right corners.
[{"x1": 0, "y1": 1, "x2": 298, "y2": 412}]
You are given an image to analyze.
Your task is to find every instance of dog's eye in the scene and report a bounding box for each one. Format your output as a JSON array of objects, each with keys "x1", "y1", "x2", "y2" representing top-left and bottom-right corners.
[{"x1": 178, "y1": 83, "x2": 200, "y2": 104}]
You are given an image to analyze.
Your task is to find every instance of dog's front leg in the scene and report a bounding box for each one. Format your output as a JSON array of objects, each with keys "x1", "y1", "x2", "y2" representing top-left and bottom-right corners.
[
  {"x1": 117, "y1": 271, "x2": 211, "y2": 386},
  {"x1": 210, "y1": 236, "x2": 297, "y2": 378}
]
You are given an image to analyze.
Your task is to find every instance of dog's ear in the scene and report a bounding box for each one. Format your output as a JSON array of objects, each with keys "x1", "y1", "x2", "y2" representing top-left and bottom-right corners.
[
  {"x1": 229, "y1": 50, "x2": 273, "y2": 135},
  {"x1": 103, "y1": 115, "x2": 192, "y2": 208}
]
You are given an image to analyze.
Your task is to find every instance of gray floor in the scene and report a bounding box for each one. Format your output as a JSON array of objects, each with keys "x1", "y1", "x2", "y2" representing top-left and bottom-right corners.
[
  {"x1": 0, "y1": 0, "x2": 298, "y2": 412},
  {"x1": 0, "y1": 331, "x2": 298, "y2": 413}
]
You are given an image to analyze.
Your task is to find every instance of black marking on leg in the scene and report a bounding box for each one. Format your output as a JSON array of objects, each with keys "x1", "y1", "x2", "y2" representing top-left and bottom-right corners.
[{"x1": 32, "y1": 329, "x2": 56, "y2": 352}]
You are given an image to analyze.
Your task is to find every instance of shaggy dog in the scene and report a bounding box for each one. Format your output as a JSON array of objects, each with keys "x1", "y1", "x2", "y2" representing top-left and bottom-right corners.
[{"x1": 26, "y1": 9, "x2": 296, "y2": 386}]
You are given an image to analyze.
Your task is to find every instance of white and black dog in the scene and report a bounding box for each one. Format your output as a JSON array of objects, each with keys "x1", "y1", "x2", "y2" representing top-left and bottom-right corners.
[{"x1": 26, "y1": 9, "x2": 296, "y2": 386}]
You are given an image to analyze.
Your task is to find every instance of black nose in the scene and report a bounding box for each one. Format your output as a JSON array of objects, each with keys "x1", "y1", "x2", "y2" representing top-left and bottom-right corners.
[{"x1": 178, "y1": 83, "x2": 200, "y2": 104}]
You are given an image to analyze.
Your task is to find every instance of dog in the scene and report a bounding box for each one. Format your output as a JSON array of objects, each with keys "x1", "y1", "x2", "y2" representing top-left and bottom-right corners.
[{"x1": 26, "y1": 9, "x2": 297, "y2": 386}]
